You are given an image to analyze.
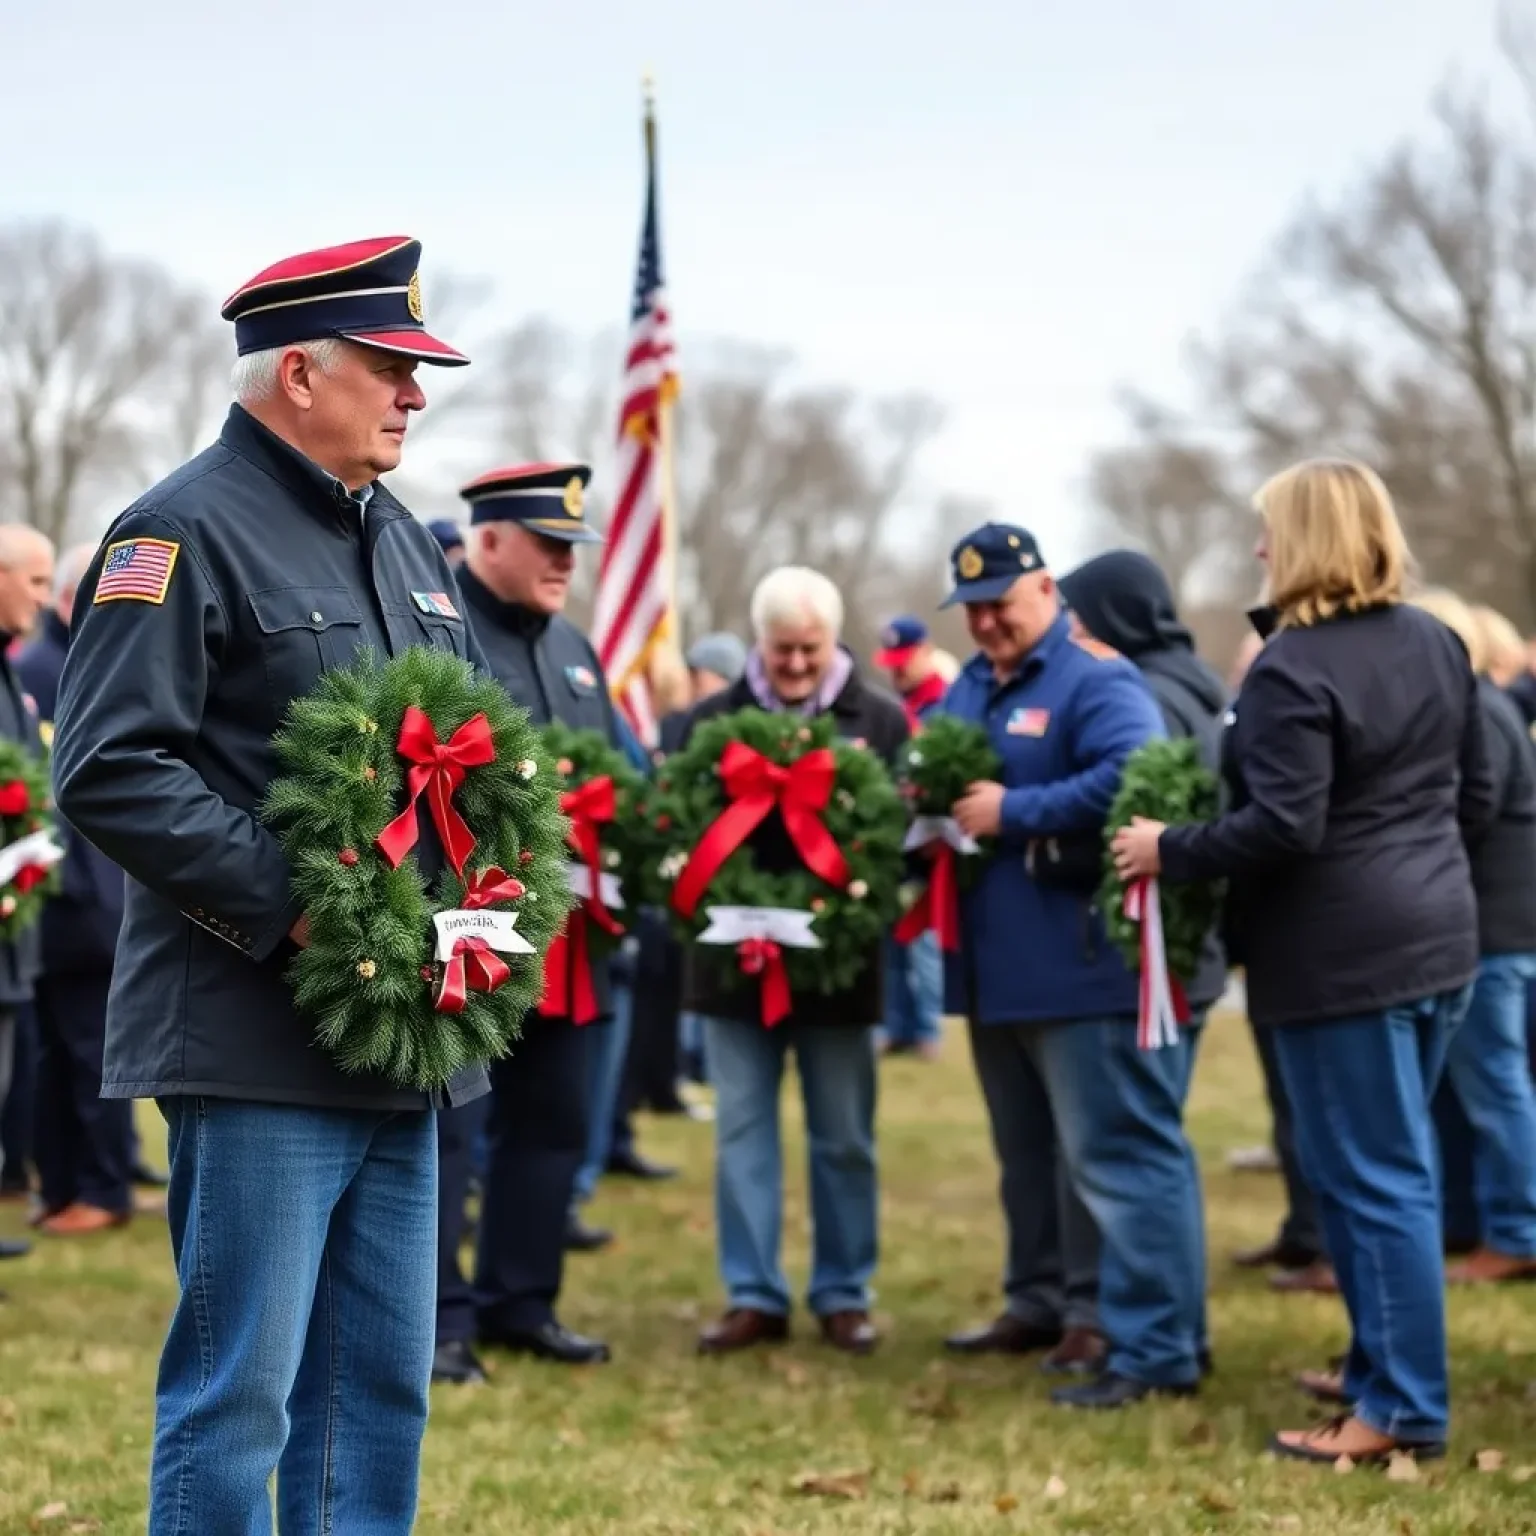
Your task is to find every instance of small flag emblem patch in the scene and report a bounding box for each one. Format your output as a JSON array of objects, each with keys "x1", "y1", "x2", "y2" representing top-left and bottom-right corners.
[
  {"x1": 565, "y1": 664, "x2": 597, "y2": 691},
  {"x1": 1007, "y1": 707, "x2": 1050, "y2": 737},
  {"x1": 412, "y1": 590, "x2": 459, "y2": 618},
  {"x1": 94, "y1": 538, "x2": 180, "y2": 605}
]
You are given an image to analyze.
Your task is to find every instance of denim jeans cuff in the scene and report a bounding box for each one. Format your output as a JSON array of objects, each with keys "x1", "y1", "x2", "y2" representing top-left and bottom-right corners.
[
  {"x1": 808, "y1": 1291, "x2": 871, "y2": 1317},
  {"x1": 1107, "y1": 1350, "x2": 1200, "y2": 1388},
  {"x1": 726, "y1": 1291, "x2": 792, "y2": 1317},
  {"x1": 1354, "y1": 1400, "x2": 1448, "y2": 1445}
]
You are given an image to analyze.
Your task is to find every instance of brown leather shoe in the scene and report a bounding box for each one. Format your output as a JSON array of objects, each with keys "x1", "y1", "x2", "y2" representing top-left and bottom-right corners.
[
  {"x1": 38, "y1": 1203, "x2": 129, "y2": 1236},
  {"x1": 819, "y1": 1310, "x2": 879, "y2": 1355},
  {"x1": 944, "y1": 1314, "x2": 1062, "y2": 1355},
  {"x1": 1445, "y1": 1247, "x2": 1536, "y2": 1284},
  {"x1": 1270, "y1": 1260, "x2": 1338, "y2": 1295},
  {"x1": 697, "y1": 1308, "x2": 789, "y2": 1355},
  {"x1": 1039, "y1": 1326, "x2": 1108, "y2": 1376}
]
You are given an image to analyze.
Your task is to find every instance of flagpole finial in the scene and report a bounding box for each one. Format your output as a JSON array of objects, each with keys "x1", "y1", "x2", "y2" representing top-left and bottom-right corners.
[{"x1": 642, "y1": 69, "x2": 656, "y2": 104}]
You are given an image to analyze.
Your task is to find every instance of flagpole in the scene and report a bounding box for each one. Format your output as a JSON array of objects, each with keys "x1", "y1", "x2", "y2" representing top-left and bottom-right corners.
[{"x1": 645, "y1": 71, "x2": 683, "y2": 661}]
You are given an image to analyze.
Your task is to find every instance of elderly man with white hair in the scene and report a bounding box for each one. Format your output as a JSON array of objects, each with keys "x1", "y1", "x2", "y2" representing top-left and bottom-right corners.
[{"x1": 682, "y1": 565, "x2": 909, "y2": 1357}]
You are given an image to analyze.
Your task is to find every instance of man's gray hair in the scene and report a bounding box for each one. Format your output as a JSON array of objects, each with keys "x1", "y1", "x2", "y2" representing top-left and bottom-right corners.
[
  {"x1": 230, "y1": 337, "x2": 346, "y2": 404},
  {"x1": 749, "y1": 565, "x2": 844, "y2": 640}
]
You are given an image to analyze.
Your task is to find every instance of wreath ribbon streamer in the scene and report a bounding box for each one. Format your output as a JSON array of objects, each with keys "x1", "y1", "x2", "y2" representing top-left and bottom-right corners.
[
  {"x1": 737, "y1": 937, "x2": 792, "y2": 1027},
  {"x1": 375, "y1": 708, "x2": 495, "y2": 878},
  {"x1": 435, "y1": 935, "x2": 512, "y2": 1015},
  {"x1": 671, "y1": 742, "x2": 850, "y2": 918},
  {"x1": 1122, "y1": 877, "x2": 1189, "y2": 1050}
]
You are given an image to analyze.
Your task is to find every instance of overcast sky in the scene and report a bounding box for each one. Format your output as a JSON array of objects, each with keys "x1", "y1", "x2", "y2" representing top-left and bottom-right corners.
[{"x1": 5, "y1": 0, "x2": 1510, "y2": 567}]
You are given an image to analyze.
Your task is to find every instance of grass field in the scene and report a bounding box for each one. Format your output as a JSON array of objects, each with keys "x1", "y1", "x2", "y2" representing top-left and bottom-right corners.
[{"x1": 0, "y1": 1016, "x2": 1533, "y2": 1534}]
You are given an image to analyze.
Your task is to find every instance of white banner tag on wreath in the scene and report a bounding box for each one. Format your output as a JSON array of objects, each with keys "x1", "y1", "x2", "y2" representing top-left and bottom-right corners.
[
  {"x1": 565, "y1": 863, "x2": 625, "y2": 908},
  {"x1": 697, "y1": 906, "x2": 822, "y2": 950},
  {"x1": 904, "y1": 815, "x2": 979, "y2": 856},
  {"x1": 433, "y1": 908, "x2": 537, "y2": 962},
  {"x1": 0, "y1": 829, "x2": 64, "y2": 889}
]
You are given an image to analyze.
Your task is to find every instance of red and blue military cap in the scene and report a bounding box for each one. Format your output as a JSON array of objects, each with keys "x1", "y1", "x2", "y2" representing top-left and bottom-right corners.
[
  {"x1": 459, "y1": 463, "x2": 602, "y2": 544},
  {"x1": 220, "y1": 235, "x2": 468, "y2": 366},
  {"x1": 941, "y1": 523, "x2": 1045, "y2": 607},
  {"x1": 873, "y1": 614, "x2": 930, "y2": 668}
]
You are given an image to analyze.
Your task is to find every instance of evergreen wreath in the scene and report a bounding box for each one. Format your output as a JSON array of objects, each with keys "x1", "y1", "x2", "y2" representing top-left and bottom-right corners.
[
  {"x1": 1099, "y1": 737, "x2": 1223, "y2": 983},
  {"x1": 261, "y1": 647, "x2": 574, "y2": 1090},
  {"x1": 0, "y1": 739, "x2": 60, "y2": 939},
  {"x1": 892, "y1": 712, "x2": 1001, "y2": 948},
  {"x1": 650, "y1": 707, "x2": 906, "y2": 1005}
]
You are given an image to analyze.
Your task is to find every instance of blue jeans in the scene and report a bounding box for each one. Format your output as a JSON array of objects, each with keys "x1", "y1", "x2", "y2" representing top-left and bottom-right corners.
[
  {"x1": 702, "y1": 1015, "x2": 878, "y2": 1315},
  {"x1": 1436, "y1": 954, "x2": 1536, "y2": 1256},
  {"x1": 880, "y1": 932, "x2": 943, "y2": 1048},
  {"x1": 573, "y1": 981, "x2": 634, "y2": 1203},
  {"x1": 150, "y1": 1098, "x2": 438, "y2": 1536},
  {"x1": 1271, "y1": 986, "x2": 1471, "y2": 1444},
  {"x1": 1037, "y1": 1018, "x2": 1205, "y2": 1385}
]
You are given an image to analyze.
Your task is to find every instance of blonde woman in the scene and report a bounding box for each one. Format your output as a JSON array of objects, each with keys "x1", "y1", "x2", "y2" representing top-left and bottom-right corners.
[{"x1": 1113, "y1": 460, "x2": 1494, "y2": 1464}]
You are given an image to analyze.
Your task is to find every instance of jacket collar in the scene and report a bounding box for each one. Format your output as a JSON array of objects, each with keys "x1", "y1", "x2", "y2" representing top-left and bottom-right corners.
[
  {"x1": 456, "y1": 565, "x2": 551, "y2": 639},
  {"x1": 962, "y1": 610, "x2": 1070, "y2": 689},
  {"x1": 219, "y1": 405, "x2": 385, "y2": 529},
  {"x1": 723, "y1": 652, "x2": 868, "y2": 720}
]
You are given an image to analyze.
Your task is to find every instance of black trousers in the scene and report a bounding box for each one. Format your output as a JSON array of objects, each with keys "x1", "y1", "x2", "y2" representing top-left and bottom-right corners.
[
  {"x1": 620, "y1": 915, "x2": 685, "y2": 1114},
  {"x1": 436, "y1": 1017, "x2": 590, "y2": 1341},
  {"x1": 33, "y1": 970, "x2": 133, "y2": 1215},
  {"x1": 0, "y1": 1000, "x2": 37, "y2": 1191}
]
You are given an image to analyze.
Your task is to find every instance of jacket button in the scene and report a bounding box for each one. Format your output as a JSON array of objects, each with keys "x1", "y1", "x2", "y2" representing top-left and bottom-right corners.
[{"x1": 310, "y1": 611, "x2": 323, "y2": 625}]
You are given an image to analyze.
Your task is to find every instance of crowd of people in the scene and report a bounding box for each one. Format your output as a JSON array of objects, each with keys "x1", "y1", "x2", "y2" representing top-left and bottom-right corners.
[{"x1": 0, "y1": 234, "x2": 1531, "y2": 1532}]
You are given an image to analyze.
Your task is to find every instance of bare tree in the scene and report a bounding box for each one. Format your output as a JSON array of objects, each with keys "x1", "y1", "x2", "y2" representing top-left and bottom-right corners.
[{"x1": 0, "y1": 222, "x2": 229, "y2": 544}]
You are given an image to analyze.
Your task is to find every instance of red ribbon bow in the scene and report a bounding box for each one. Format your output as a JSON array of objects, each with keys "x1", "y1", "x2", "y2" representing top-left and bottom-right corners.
[
  {"x1": 560, "y1": 777, "x2": 624, "y2": 939},
  {"x1": 0, "y1": 780, "x2": 30, "y2": 818},
  {"x1": 11, "y1": 864, "x2": 49, "y2": 896},
  {"x1": 737, "y1": 936, "x2": 793, "y2": 1027},
  {"x1": 434, "y1": 935, "x2": 512, "y2": 1015},
  {"x1": 671, "y1": 742, "x2": 851, "y2": 918},
  {"x1": 375, "y1": 708, "x2": 495, "y2": 879},
  {"x1": 893, "y1": 839, "x2": 961, "y2": 952},
  {"x1": 462, "y1": 865, "x2": 527, "y2": 910}
]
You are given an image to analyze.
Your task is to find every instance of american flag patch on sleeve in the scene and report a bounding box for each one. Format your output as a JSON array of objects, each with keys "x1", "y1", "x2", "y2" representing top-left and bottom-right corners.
[{"x1": 94, "y1": 538, "x2": 180, "y2": 605}]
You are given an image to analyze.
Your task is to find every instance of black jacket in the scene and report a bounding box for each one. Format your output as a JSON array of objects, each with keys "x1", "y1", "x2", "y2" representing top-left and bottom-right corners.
[
  {"x1": 1159, "y1": 604, "x2": 1494, "y2": 1028},
  {"x1": 17, "y1": 611, "x2": 125, "y2": 974},
  {"x1": 0, "y1": 645, "x2": 43, "y2": 1008},
  {"x1": 680, "y1": 660, "x2": 909, "y2": 1028},
  {"x1": 1466, "y1": 676, "x2": 1536, "y2": 956},
  {"x1": 53, "y1": 405, "x2": 491, "y2": 1110},
  {"x1": 1058, "y1": 551, "x2": 1229, "y2": 1011},
  {"x1": 455, "y1": 566, "x2": 622, "y2": 1023}
]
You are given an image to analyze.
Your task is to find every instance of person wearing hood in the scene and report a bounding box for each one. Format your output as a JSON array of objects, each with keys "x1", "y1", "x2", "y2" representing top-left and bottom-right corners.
[{"x1": 682, "y1": 566, "x2": 908, "y2": 1358}]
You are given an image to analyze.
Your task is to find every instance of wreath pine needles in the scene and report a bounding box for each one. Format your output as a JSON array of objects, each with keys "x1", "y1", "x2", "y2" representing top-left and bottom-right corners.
[
  {"x1": 650, "y1": 708, "x2": 907, "y2": 997},
  {"x1": 262, "y1": 647, "x2": 575, "y2": 1090},
  {"x1": 895, "y1": 713, "x2": 1001, "y2": 883},
  {"x1": 1099, "y1": 737, "x2": 1223, "y2": 983}
]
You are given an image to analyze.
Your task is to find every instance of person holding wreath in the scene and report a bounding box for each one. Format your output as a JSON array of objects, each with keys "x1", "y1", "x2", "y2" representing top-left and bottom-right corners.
[
  {"x1": 52, "y1": 236, "x2": 479, "y2": 1534},
  {"x1": 1112, "y1": 459, "x2": 1494, "y2": 1465},
  {"x1": 684, "y1": 566, "x2": 907, "y2": 1357}
]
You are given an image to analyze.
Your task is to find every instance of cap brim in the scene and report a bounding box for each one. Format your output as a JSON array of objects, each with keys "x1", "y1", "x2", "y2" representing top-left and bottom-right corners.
[
  {"x1": 873, "y1": 645, "x2": 919, "y2": 669},
  {"x1": 523, "y1": 519, "x2": 604, "y2": 544},
  {"x1": 940, "y1": 574, "x2": 1020, "y2": 609},
  {"x1": 342, "y1": 328, "x2": 470, "y2": 367}
]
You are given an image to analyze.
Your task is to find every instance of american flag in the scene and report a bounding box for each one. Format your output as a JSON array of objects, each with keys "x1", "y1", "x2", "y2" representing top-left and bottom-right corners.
[
  {"x1": 592, "y1": 93, "x2": 679, "y2": 746},
  {"x1": 95, "y1": 538, "x2": 179, "y2": 604}
]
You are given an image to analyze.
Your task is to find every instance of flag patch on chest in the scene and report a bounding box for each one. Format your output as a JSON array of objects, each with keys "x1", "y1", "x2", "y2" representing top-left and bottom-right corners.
[
  {"x1": 565, "y1": 664, "x2": 597, "y2": 692},
  {"x1": 94, "y1": 538, "x2": 179, "y2": 605},
  {"x1": 411, "y1": 590, "x2": 459, "y2": 619},
  {"x1": 1006, "y1": 707, "x2": 1050, "y2": 737}
]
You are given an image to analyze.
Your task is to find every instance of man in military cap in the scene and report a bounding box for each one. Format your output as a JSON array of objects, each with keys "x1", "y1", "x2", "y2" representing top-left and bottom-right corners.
[
  {"x1": 937, "y1": 523, "x2": 1205, "y2": 1409},
  {"x1": 432, "y1": 461, "x2": 622, "y2": 1385},
  {"x1": 428, "y1": 517, "x2": 466, "y2": 568},
  {"x1": 53, "y1": 235, "x2": 480, "y2": 1534}
]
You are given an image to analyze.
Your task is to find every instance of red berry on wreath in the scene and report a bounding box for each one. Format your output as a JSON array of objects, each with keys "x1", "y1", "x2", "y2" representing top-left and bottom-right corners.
[
  {"x1": 656, "y1": 814, "x2": 671, "y2": 830},
  {"x1": 811, "y1": 897, "x2": 826, "y2": 912},
  {"x1": 557, "y1": 757, "x2": 574, "y2": 776},
  {"x1": 519, "y1": 849, "x2": 534, "y2": 866},
  {"x1": 338, "y1": 848, "x2": 359, "y2": 867},
  {"x1": 420, "y1": 966, "x2": 434, "y2": 982}
]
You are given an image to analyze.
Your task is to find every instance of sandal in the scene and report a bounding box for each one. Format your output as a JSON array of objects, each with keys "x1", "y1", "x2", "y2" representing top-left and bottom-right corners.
[
  {"x1": 1294, "y1": 1353, "x2": 1351, "y2": 1406},
  {"x1": 1270, "y1": 1413, "x2": 1446, "y2": 1466}
]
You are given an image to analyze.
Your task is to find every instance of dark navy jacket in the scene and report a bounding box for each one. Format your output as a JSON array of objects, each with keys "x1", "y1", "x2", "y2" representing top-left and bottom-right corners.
[
  {"x1": 17, "y1": 611, "x2": 125, "y2": 974},
  {"x1": 455, "y1": 565, "x2": 621, "y2": 1022},
  {"x1": 940, "y1": 613, "x2": 1164, "y2": 1024},
  {"x1": 53, "y1": 405, "x2": 491, "y2": 1110},
  {"x1": 0, "y1": 645, "x2": 43, "y2": 1007}
]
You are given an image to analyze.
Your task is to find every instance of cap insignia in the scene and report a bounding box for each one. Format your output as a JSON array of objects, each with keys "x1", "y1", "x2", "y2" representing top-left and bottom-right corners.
[
  {"x1": 407, "y1": 270, "x2": 423, "y2": 323},
  {"x1": 958, "y1": 546, "x2": 984, "y2": 580},
  {"x1": 563, "y1": 476, "x2": 585, "y2": 518}
]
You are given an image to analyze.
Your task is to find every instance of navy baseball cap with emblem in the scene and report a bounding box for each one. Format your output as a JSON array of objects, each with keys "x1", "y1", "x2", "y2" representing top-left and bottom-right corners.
[
  {"x1": 459, "y1": 462, "x2": 602, "y2": 544},
  {"x1": 941, "y1": 523, "x2": 1046, "y2": 607},
  {"x1": 873, "y1": 615, "x2": 929, "y2": 668},
  {"x1": 426, "y1": 518, "x2": 464, "y2": 554},
  {"x1": 220, "y1": 235, "x2": 469, "y2": 365}
]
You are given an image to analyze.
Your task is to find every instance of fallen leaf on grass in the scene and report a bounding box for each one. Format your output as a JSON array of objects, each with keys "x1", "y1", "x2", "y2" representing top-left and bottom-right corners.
[
  {"x1": 1198, "y1": 1487, "x2": 1238, "y2": 1514},
  {"x1": 31, "y1": 1505, "x2": 67, "y2": 1527},
  {"x1": 1385, "y1": 1453, "x2": 1421, "y2": 1484},
  {"x1": 1397, "y1": 1518, "x2": 1414, "y2": 1536},
  {"x1": 1473, "y1": 1449, "x2": 1505, "y2": 1473},
  {"x1": 901, "y1": 1470, "x2": 922, "y2": 1497},
  {"x1": 908, "y1": 1382, "x2": 962, "y2": 1421},
  {"x1": 1044, "y1": 1475, "x2": 1068, "y2": 1500},
  {"x1": 791, "y1": 1468, "x2": 869, "y2": 1500},
  {"x1": 1511, "y1": 1465, "x2": 1535, "y2": 1483},
  {"x1": 1185, "y1": 1419, "x2": 1218, "y2": 1447},
  {"x1": 68, "y1": 1524, "x2": 101, "y2": 1535},
  {"x1": 995, "y1": 1492, "x2": 1019, "y2": 1513},
  {"x1": 1271, "y1": 1519, "x2": 1302, "y2": 1531},
  {"x1": 928, "y1": 1482, "x2": 963, "y2": 1503},
  {"x1": 1333, "y1": 1455, "x2": 1356, "y2": 1475}
]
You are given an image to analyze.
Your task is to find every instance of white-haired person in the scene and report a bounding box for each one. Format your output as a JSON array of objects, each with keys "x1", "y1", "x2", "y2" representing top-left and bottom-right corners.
[{"x1": 682, "y1": 566, "x2": 908, "y2": 1356}]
